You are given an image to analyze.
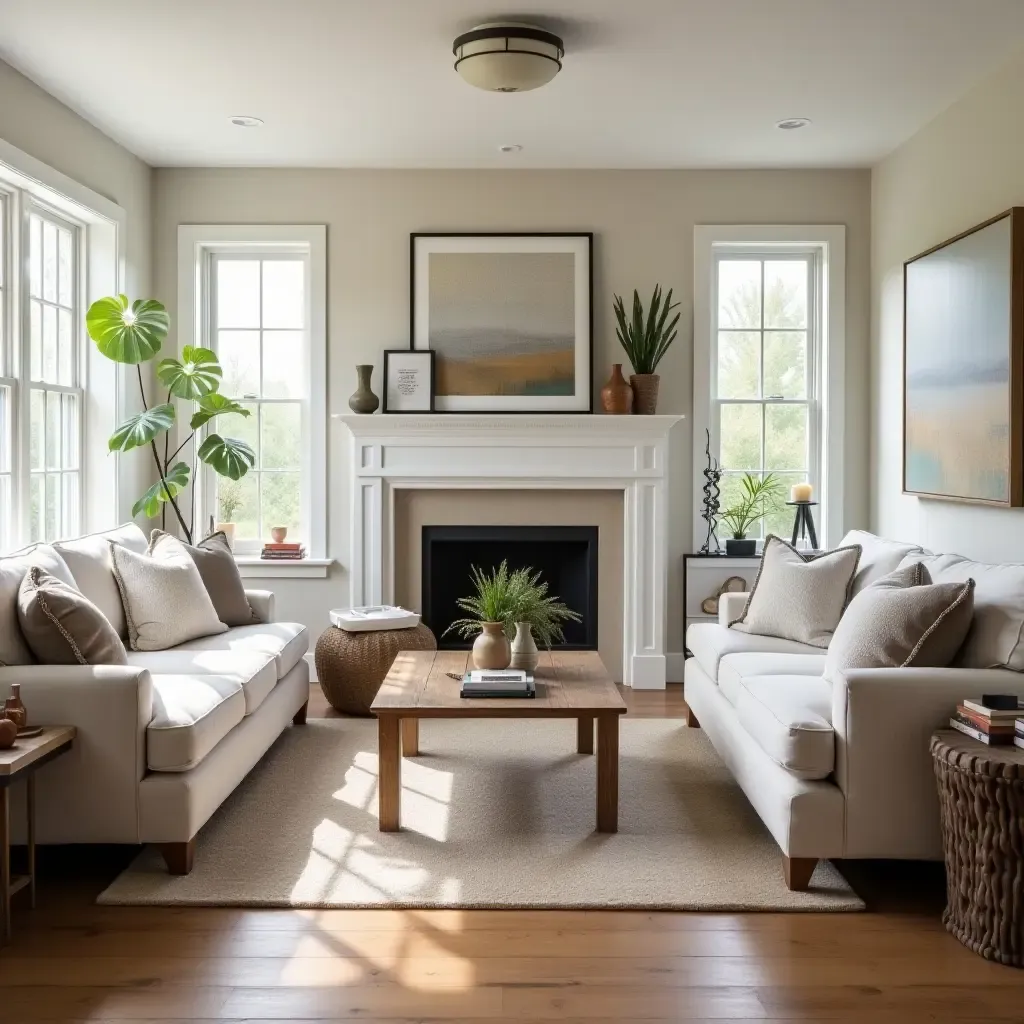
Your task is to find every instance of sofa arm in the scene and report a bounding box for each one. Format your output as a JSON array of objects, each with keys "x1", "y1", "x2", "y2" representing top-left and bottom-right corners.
[
  {"x1": 246, "y1": 589, "x2": 275, "y2": 623},
  {"x1": 718, "y1": 592, "x2": 749, "y2": 627},
  {"x1": 0, "y1": 665, "x2": 153, "y2": 844},
  {"x1": 831, "y1": 665, "x2": 1024, "y2": 859}
]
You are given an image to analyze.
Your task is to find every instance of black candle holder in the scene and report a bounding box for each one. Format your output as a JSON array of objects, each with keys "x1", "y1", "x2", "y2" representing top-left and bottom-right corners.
[{"x1": 786, "y1": 500, "x2": 818, "y2": 550}]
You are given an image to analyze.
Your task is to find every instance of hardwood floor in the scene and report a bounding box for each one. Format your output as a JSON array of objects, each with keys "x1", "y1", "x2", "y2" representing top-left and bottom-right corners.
[{"x1": 0, "y1": 682, "x2": 1015, "y2": 1022}]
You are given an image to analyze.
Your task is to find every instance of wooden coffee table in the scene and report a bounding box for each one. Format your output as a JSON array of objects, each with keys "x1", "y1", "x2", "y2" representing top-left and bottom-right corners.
[{"x1": 371, "y1": 650, "x2": 626, "y2": 834}]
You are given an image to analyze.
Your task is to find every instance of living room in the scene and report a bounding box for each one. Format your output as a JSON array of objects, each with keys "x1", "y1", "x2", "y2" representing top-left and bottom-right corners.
[{"x1": 1, "y1": 0, "x2": 1024, "y2": 1018}]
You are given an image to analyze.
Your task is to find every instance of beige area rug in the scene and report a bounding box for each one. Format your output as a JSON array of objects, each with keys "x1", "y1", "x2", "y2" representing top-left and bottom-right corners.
[{"x1": 98, "y1": 718, "x2": 862, "y2": 911}]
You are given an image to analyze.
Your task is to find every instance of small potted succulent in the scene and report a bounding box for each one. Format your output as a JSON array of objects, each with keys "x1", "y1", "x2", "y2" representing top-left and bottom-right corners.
[
  {"x1": 612, "y1": 284, "x2": 681, "y2": 415},
  {"x1": 718, "y1": 473, "x2": 784, "y2": 556}
]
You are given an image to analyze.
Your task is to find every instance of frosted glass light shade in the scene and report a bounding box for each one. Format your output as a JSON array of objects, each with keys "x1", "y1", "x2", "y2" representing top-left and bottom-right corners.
[{"x1": 453, "y1": 24, "x2": 564, "y2": 93}]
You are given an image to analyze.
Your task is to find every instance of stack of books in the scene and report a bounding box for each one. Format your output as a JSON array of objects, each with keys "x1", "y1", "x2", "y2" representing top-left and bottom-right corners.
[
  {"x1": 460, "y1": 668, "x2": 535, "y2": 699},
  {"x1": 950, "y1": 696, "x2": 1024, "y2": 745},
  {"x1": 260, "y1": 542, "x2": 305, "y2": 561}
]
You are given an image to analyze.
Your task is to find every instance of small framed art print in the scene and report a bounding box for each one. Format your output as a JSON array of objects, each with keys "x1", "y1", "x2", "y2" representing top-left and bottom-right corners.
[{"x1": 383, "y1": 349, "x2": 435, "y2": 412}]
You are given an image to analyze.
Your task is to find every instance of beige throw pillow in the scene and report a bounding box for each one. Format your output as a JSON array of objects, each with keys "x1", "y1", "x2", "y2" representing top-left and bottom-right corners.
[
  {"x1": 110, "y1": 535, "x2": 228, "y2": 651},
  {"x1": 151, "y1": 529, "x2": 257, "y2": 627},
  {"x1": 730, "y1": 535, "x2": 861, "y2": 648},
  {"x1": 17, "y1": 567, "x2": 128, "y2": 666},
  {"x1": 824, "y1": 563, "x2": 974, "y2": 681}
]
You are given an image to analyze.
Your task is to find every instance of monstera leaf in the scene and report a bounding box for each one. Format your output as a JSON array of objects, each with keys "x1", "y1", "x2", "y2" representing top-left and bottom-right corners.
[
  {"x1": 131, "y1": 462, "x2": 190, "y2": 519},
  {"x1": 108, "y1": 404, "x2": 175, "y2": 454},
  {"x1": 198, "y1": 434, "x2": 255, "y2": 480},
  {"x1": 86, "y1": 295, "x2": 169, "y2": 364},
  {"x1": 189, "y1": 393, "x2": 250, "y2": 431},
  {"x1": 156, "y1": 346, "x2": 222, "y2": 400}
]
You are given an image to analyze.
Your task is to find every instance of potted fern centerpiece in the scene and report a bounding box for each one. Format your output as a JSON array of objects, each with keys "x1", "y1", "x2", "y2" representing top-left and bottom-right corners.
[
  {"x1": 719, "y1": 473, "x2": 784, "y2": 556},
  {"x1": 612, "y1": 284, "x2": 681, "y2": 414}
]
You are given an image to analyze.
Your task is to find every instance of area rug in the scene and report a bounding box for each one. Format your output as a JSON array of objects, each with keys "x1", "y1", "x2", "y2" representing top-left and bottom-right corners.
[{"x1": 98, "y1": 718, "x2": 862, "y2": 910}]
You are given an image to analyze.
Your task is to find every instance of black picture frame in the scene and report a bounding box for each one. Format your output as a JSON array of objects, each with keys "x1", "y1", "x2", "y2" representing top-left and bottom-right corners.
[
  {"x1": 383, "y1": 349, "x2": 435, "y2": 413},
  {"x1": 410, "y1": 232, "x2": 594, "y2": 413}
]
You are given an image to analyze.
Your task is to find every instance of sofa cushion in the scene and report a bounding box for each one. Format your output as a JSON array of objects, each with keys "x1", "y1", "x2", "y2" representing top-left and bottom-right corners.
[
  {"x1": 127, "y1": 649, "x2": 277, "y2": 716},
  {"x1": 147, "y1": 674, "x2": 246, "y2": 772},
  {"x1": 899, "y1": 552, "x2": 1024, "y2": 671},
  {"x1": 0, "y1": 543, "x2": 76, "y2": 666},
  {"x1": 54, "y1": 524, "x2": 148, "y2": 639},
  {"x1": 172, "y1": 622, "x2": 308, "y2": 680},
  {"x1": 686, "y1": 622, "x2": 822, "y2": 684},
  {"x1": 717, "y1": 652, "x2": 827, "y2": 707},
  {"x1": 733, "y1": 675, "x2": 835, "y2": 781},
  {"x1": 840, "y1": 530, "x2": 925, "y2": 596}
]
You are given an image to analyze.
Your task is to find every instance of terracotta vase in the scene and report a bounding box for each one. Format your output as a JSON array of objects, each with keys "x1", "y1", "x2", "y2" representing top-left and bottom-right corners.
[
  {"x1": 630, "y1": 373, "x2": 661, "y2": 415},
  {"x1": 510, "y1": 622, "x2": 539, "y2": 672},
  {"x1": 472, "y1": 622, "x2": 511, "y2": 671},
  {"x1": 348, "y1": 364, "x2": 380, "y2": 414},
  {"x1": 270, "y1": 526, "x2": 288, "y2": 543},
  {"x1": 0, "y1": 716, "x2": 16, "y2": 750},
  {"x1": 3, "y1": 682, "x2": 26, "y2": 730},
  {"x1": 600, "y1": 364, "x2": 633, "y2": 414}
]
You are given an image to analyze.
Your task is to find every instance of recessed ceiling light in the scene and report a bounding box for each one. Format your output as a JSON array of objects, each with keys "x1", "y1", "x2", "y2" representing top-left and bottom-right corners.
[
  {"x1": 499, "y1": 144, "x2": 523, "y2": 153},
  {"x1": 229, "y1": 115, "x2": 264, "y2": 128},
  {"x1": 776, "y1": 117, "x2": 811, "y2": 131}
]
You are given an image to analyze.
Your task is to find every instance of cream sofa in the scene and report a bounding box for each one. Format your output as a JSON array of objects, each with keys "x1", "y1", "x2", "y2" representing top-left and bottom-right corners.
[
  {"x1": 684, "y1": 530, "x2": 1024, "y2": 891},
  {"x1": 0, "y1": 524, "x2": 310, "y2": 874}
]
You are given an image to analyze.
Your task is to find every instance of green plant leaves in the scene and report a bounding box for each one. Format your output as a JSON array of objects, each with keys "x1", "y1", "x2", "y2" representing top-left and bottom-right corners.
[
  {"x1": 612, "y1": 284, "x2": 681, "y2": 375},
  {"x1": 108, "y1": 403, "x2": 175, "y2": 453},
  {"x1": 198, "y1": 434, "x2": 255, "y2": 480},
  {"x1": 131, "y1": 461, "x2": 190, "y2": 519},
  {"x1": 190, "y1": 393, "x2": 251, "y2": 431},
  {"x1": 156, "y1": 346, "x2": 223, "y2": 400},
  {"x1": 86, "y1": 295, "x2": 170, "y2": 364}
]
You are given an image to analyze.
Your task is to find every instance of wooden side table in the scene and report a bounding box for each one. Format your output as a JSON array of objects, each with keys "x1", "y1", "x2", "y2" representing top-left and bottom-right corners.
[
  {"x1": 931, "y1": 730, "x2": 1024, "y2": 966},
  {"x1": 0, "y1": 726, "x2": 75, "y2": 943}
]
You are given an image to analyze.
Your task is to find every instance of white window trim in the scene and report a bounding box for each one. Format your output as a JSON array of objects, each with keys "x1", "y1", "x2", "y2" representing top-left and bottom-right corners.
[
  {"x1": 693, "y1": 224, "x2": 846, "y2": 551},
  {"x1": 177, "y1": 224, "x2": 329, "y2": 577},
  {"x1": 0, "y1": 135, "x2": 125, "y2": 550}
]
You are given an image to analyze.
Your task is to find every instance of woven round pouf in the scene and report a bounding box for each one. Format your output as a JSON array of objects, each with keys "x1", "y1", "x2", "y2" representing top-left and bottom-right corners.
[
  {"x1": 315, "y1": 623, "x2": 437, "y2": 716},
  {"x1": 931, "y1": 730, "x2": 1024, "y2": 966}
]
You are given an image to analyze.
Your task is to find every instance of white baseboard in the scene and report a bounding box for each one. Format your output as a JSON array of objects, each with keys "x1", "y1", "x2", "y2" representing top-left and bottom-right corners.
[{"x1": 666, "y1": 652, "x2": 686, "y2": 684}]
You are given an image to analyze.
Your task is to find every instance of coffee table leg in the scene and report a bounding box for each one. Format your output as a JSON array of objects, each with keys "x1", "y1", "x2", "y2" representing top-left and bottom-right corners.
[
  {"x1": 596, "y1": 714, "x2": 619, "y2": 833},
  {"x1": 577, "y1": 715, "x2": 594, "y2": 754},
  {"x1": 401, "y1": 718, "x2": 419, "y2": 757},
  {"x1": 27, "y1": 775, "x2": 35, "y2": 909},
  {"x1": 378, "y1": 715, "x2": 401, "y2": 832},
  {"x1": 1, "y1": 787, "x2": 10, "y2": 942}
]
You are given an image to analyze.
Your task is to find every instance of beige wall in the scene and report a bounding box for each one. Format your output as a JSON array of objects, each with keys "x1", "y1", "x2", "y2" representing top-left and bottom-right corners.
[
  {"x1": 871, "y1": 46, "x2": 1024, "y2": 560},
  {"x1": 153, "y1": 167, "x2": 871, "y2": 669},
  {"x1": 0, "y1": 58, "x2": 153, "y2": 519}
]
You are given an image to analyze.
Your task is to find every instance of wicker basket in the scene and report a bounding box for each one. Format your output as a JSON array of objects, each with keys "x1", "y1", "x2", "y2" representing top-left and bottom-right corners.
[{"x1": 314, "y1": 623, "x2": 436, "y2": 716}]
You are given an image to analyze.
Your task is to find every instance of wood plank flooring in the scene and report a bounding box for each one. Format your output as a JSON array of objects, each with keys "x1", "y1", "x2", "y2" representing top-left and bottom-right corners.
[{"x1": 0, "y1": 682, "x2": 1015, "y2": 1022}]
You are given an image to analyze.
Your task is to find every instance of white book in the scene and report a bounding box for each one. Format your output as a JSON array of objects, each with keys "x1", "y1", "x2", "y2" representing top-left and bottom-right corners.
[
  {"x1": 470, "y1": 669, "x2": 529, "y2": 683},
  {"x1": 1016, "y1": 736, "x2": 1024, "y2": 750}
]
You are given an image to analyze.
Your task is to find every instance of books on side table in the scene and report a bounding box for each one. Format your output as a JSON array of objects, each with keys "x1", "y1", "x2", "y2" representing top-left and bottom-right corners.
[
  {"x1": 460, "y1": 669, "x2": 536, "y2": 699},
  {"x1": 948, "y1": 695, "x2": 1024, "y2": 746},
  {"x1": 261, "y1": 542, "x2": 305, "y2": 561}
]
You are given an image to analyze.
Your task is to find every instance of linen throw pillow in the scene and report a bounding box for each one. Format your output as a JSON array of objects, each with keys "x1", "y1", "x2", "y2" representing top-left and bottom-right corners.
[
  {"x1": 824, "y1": 563, "x2": 974, "y2": 681},
  {"x1": 110, "y1": 535, "x2": 228, "y2": 651},
  {"x1": 730, "y1": 535, "x2": 861, "y2": 648},
  {"x1": 17, "y1": 567, "x2": 128, "y2": 666},
  {"x1": 150, "y1": 529, "x2": 257, "y2": 627}
]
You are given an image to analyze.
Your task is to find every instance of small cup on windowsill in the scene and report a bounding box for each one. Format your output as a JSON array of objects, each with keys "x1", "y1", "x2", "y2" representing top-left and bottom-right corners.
[{"x1": 270, "y1": 526, "x2": 288, "y2": 544}]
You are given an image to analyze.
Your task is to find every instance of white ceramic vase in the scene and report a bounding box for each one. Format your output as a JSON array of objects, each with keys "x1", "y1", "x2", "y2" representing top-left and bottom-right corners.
[{"x1": 510, "y1": 621, "x2": 539, "y2": 672}]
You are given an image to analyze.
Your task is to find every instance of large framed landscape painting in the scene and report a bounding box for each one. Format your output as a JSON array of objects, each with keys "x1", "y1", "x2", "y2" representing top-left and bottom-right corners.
[
  {"x1": 411, "y1": 233, "x2": 593, "y2": 412},
  {"x1": 904, "y1": 208, "x2": 1024, "y2": 507}
]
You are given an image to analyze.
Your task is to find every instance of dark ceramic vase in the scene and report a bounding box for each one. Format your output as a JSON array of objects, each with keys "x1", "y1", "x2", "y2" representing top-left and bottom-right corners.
[
  {"x1": 348, "y1": 364, "x2": 379, "y2": 414},
  {"x1": 725, "y1": 538, "x2": 757, "y2": 557}
]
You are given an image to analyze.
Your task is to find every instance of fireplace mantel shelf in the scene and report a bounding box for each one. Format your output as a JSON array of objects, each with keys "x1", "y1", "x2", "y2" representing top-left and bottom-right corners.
[{"x1": 334, "y1": 413, "x2": 682, "y2": 438}]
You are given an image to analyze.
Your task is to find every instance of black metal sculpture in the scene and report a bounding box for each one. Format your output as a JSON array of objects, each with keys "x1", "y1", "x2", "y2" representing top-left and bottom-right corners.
[{"x1": 700, "y1": 428, "x2": 722, "y2": 555}]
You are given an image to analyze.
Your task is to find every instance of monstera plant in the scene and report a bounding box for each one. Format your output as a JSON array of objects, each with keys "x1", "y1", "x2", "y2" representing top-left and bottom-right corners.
[{"x1": 86, "y1": 295, "x2": 255, "y2": 543}]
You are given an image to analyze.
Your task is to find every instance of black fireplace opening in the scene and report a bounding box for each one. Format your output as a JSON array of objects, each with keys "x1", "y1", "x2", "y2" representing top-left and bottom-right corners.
[{"x1": 422, "y1": 525, "x2": 598, "y2": 650}]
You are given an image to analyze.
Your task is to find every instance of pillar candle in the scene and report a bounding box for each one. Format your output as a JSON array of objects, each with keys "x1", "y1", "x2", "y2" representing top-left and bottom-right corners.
[{"x1": 790, "y1": 482, "x2": 813, "y2": 502}]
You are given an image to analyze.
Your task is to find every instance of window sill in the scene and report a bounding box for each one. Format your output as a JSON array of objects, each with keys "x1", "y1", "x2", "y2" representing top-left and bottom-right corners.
[{"x1": 234, "y1": 557, "x2": 334, "y2": 579}]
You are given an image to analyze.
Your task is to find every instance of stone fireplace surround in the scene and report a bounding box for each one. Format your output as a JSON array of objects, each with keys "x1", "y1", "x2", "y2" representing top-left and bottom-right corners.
[{"x1": 337, "y1": 414, "x2": 681, "y2": 688}]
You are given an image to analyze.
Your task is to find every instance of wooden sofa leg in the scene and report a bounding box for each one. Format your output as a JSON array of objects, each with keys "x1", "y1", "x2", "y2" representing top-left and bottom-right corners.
[
  {"x1": 684, "y1": 706, "x2": 700, "y2": 728},
  {"x1": 159, "y1": 839, "x2": 195, "y2": 875},
  {"x1": 784, "y1": 856, "x2": 817, "y2": 891},
  {"x1": 293, "y1": 700, "x2": 309, "y2": 725}
]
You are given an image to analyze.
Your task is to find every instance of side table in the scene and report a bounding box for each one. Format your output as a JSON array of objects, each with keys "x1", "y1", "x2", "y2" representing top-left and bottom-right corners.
[
  {"x1": 931, "y1": 729, "x2": 1024, "y2": 966},
  {"x1": 0, "y1": 726, "x2": 75, "y2": 943}
]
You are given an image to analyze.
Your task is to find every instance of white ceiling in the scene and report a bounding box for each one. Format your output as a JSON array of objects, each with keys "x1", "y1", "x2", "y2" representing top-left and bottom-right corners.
[{"x1": 2, "y1": 0, "x2": 1024, "y2": 169}]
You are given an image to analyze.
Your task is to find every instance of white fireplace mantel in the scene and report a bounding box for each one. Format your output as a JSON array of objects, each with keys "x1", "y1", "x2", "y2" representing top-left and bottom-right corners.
[{"x1": 335, "y1": 413, "x2": 683, "y2": 688}]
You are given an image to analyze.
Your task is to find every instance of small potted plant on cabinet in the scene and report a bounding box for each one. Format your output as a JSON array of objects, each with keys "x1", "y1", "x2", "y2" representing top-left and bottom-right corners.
[{"x1": 718, "y1": 473, "x2": 784, "y2": 556}]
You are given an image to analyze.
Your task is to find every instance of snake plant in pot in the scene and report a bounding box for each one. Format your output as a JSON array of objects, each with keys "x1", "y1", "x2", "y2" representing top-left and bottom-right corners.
[
  {"x1": 86, "y1": 295, "x2": 255, "y2": 543},
  {"x1": 612, "y1": 284, "x2": 680, "y2": 414}
]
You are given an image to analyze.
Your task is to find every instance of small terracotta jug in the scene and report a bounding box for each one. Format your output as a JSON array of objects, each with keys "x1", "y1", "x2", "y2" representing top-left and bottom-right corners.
[
  {"x1": 3, "y1": 682, "x2": 26, "y2": 730},
  {"x1": 472, "y1": 622, "x2": 512, "y2": 671},
  {"x1": 601, "y1": 364, "x2": 633, "y2": 414},
  {"x1": 0, "y1": 715, "x2": 16, "y2": 750}
]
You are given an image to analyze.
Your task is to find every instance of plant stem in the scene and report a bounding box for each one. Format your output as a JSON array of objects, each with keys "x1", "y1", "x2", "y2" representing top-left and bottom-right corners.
[{"x1": 138, "y1": 364, "x2": 191, "y2": 542}]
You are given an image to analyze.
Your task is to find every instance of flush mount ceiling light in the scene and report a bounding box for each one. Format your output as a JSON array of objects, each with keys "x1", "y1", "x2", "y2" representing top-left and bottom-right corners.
[
  {"x1": 453, "y1": 22, "x2": 564, "y2": 92},
  {"x1": 776, "y1": 117, "x2": 811, "y2": 130},
  {"x1": 229, "y1": 115, "x2": 264, "y2": 127}
]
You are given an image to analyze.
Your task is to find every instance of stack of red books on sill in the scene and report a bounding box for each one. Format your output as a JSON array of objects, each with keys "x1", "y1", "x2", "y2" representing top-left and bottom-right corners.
[
  {"x1": 949, "y1": 698, "x2": 1023, "y2": 746},
  {"x1": 260, "y1": 542, "x2": 305, "y2": 561}
]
